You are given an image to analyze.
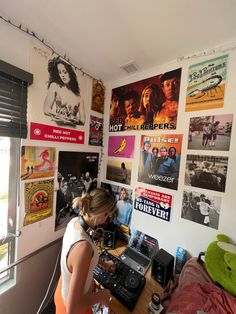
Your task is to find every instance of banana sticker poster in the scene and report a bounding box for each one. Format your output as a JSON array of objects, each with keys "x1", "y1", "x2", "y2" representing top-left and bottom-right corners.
[
  {"x1": 109, "y1": 68, "x2": 182, "y2": 132},
  {"x1": 24, "y1": 179, "x2": 54, "y2": 226},
  {"x1": 138, "y1": 134, "x2": 183, "y2": 190},
  {"x1": 185, "y1": 55, "x2": 228, "y2": 112},
  {"x1": 106, "y1": 159, "x2": 132, "y2": 185},
  {"x1": 89, "y1": 115, "x2": 103, "y2": 146},
  {"x1": 134, "y1": 187, "x2": 172, "y2": 222},
  {"x1": 108, "y1": 135, "x2": 135, "y2": 158},
  {"x1": 21, "y1": 146, "x2": 56, "y2": 180}
]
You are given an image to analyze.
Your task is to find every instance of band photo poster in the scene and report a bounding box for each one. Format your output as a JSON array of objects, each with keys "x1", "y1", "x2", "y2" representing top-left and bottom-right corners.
[
  {"x1": 185, "y1": 55, "x2": 228, "y2": 112},
  {"x1": 29, "y1": 41, "x2": 91, "y2": 130},
  {"x1": 89, "y1": 115, "x2": 103, "y2": 146},
  {"x1": 109, "y1": 68, "x2": 182, "y2": 132},
  {"x1": 138, "y1": 134, "x2": 183, "y2": 190},
  {"x1": 55, "y1": 152, "x2": 99, "y2": 231},
  {"x1": 188, "y1": 114, "x2": 233, "y2": 151}
]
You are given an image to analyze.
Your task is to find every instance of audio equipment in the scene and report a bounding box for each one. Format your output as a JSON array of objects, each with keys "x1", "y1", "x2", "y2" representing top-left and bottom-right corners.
[
  {"x1": 151, "y1": 248, "x2": 174, "y2": 288},
  {"x1": 93, "y1": 251, "x2": 146, "y2": 311},
  {"x1": 103, "y1": 222, "x2": 118, "y2": 249}
]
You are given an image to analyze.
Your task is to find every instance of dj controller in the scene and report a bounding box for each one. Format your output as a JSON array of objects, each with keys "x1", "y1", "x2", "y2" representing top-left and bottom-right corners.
[{"x1": 93, "y1": 251, "x2": 146, "y2": 311}]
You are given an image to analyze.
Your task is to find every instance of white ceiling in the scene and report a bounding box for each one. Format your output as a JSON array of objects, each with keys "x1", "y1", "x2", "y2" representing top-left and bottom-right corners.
[{"x1": 1, "y1": 0, "x2": 236, "y2": 82}]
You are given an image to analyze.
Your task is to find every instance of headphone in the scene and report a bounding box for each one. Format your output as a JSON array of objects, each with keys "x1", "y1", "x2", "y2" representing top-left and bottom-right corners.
[
  {"x1": 78, "y1": 215, "x2": 90, "y2": 232},
  {"x1": 78, "y1": 215, "x2": 104, "y2": 241}
]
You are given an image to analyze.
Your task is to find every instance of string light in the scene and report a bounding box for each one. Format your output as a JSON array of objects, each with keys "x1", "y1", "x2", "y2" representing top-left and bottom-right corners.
[{"x1": 0, "y1": 15, "x2": 103, "y2": 83}]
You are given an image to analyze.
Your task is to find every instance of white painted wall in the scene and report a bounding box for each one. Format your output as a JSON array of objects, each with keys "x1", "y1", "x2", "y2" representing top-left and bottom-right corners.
[{"x1": 102, "y1": 51, "x2": 236, "y2": 258}]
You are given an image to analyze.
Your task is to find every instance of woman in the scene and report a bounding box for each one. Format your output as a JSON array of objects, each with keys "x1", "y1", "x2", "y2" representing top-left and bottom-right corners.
[
  {"x1": 54, "y1": 188, "x2": 116, "y2": 314},
  {"x1": 139, "y1": 83, "x2": 161, "y2": 124},
  {"x1": 44, "y1": 57, "x2": 85, "y2": 125}
]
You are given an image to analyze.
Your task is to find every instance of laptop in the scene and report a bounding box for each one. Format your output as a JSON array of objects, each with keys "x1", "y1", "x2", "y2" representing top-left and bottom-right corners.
[{"x1": 119, "y1": 229, "x2": 159, "y2": 275}]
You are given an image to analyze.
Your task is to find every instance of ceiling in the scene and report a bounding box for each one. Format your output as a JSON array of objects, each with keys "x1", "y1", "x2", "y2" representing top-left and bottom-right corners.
[{"x1": 1, "y1": 0, "x2": 236, "y2": 82}]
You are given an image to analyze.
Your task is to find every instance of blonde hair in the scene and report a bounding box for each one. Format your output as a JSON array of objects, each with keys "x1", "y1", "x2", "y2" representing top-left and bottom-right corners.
[{"x1": 72, "y1": 188, "x2": 116, "y2": 217}]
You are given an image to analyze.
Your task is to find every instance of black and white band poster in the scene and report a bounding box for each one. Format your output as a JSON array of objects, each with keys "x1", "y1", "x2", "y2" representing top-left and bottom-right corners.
[
  {"x1": 109, "y1": 68, "x2": 182, "y2": 132},
  {"x1": 134, "y1": 187, "x2": 172, "y2": 222},
  {"x1": 138, "y1": 134, "x2": 183, "y2": 190}
]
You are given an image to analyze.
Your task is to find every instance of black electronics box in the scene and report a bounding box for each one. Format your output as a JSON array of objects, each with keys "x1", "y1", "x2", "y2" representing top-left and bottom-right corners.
[
  {"x1": 151, "y1": 248, "x2": 174, "y2": 287},
  {"x1": 103, "y1": 223, "x2": 118, "y2": 249}
]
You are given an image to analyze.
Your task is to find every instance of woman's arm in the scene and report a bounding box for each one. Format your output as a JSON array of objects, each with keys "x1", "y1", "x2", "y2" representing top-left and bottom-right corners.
[
  {"x1": 66, "y1": 240, "x2": 111, "y2": 314},
  {"x1": 43, "y1": 83, "x2": 58, "y2": 116}
]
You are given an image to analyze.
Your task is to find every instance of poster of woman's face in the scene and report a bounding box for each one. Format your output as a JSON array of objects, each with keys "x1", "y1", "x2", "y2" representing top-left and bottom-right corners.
[
  {"x1": 29, "y1": 41, "x2": 90, "y2": 129},
  {"x1": 188, "y1": 114, "x2": 233, "y2": 151},
  {"x1": 181, "y1": 189, "x2": 221, "y2": 230}
]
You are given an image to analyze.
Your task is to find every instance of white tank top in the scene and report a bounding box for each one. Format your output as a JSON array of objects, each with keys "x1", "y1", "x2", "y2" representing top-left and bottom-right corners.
[{"x1": 60, "y1": 217, "x2": 99, "y2": 302}]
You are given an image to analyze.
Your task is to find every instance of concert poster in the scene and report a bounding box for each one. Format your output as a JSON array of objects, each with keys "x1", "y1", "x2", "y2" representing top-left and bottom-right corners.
[
  {"x1": 138, "y1": 134, "x2": 183, "y2": 190},
  {"x1": 188, "y1": 114, "x2": 233, "y2": 151},
  {"x1": 91, "y1": 79, "x2": 105, "y2": 114},
  {"x1": 185, "y1": 55, "x2": 228, "y2": 112},
  {"x1": 134, "y1": 187, "x2": 172, "y2": 222},
  {"x1": 21, "y1": 146, "x2": 56, "y2": 180},
  {"x1": 106, "y1": 159, "x2": 132, "y2": 186},
  {"x1": 89, "y1": 115, "x2": 103, "y2": 146},
  {"x1": 24, "y1": 179, "x2": 54, "y2": 226},
  {"x1": 181, "y1": 189, "x2": 221, "y2": 230},
  {"x1": 109, "y1": 68, "x2": 182, "y2": 132},
  {"x1": 185, "y1": 154, "x2": 229, "y2": 192},
  {"x1": 108, "y1": 135, "x2": 135, "y2": 158}
]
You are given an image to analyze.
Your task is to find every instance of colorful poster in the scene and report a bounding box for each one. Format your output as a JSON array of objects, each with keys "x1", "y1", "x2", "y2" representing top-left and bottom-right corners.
[
  {"x1": 134, "y1": 187, "x2": 172, "y2": 222},
  {"x1": 181, "y1": 189, "x2": 221, "y2": 230},
  {"x1": 185, "y1": 154, "x2": 228, "y2": 192},
  {"x1": 24, "y1": 179, "x2": 54, "y2": 226},
  {"x1": 101, "y1": 182, "x2": 133, "y2": 242},
  {"x1": 30, "y1": 122, "x2": 85, "y2": 144},
  {"x1": 29, "y1": 41, "x2": 90, "y2": 130},
  {"x1": 185, "y1": 55, "x2": 228, "y2": 112},
  {"x1": 109, "y1": 68, "x2": 182, "y2": 132},
  {"x1": 89, "y1": 115, "x2": 103, "y2": 146},
  {"x1": 106, "y1": 159, "x2": 132, "y2": 185},
  {"x1": 91, "y1": 79, "x2": 105, "y2": 114},
  {"x1": 21, "y1": 146, "x2": 56, "y2": 180},
  {"x1": 56, "y1": 152, "x2": 99, "y2": 231},
  {"x1": 108, "y1": 135, "x2": 135, "y2": 158},
  {"x1": 138, "y1": 134, "x2": 183, "y2": 190},
  {"x1": 188, "y1": 114, "x2": 233, "y2": 151}
]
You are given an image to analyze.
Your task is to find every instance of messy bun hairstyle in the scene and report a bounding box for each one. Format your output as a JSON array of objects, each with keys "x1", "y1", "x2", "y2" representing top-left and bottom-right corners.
[{"x1": 72, "y1": 188, "x2": 116, "y2": 217}]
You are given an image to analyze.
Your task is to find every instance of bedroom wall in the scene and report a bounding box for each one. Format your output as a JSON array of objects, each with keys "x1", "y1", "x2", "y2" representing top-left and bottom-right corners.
[{"x1": 101, "y1": 48, "x2": 236, "y2": 258}]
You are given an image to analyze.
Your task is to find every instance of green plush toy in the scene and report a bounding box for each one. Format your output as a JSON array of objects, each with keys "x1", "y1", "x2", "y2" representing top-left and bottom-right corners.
[{"x1": 204, "y1": 234, "x2": 236, "y2": 296}]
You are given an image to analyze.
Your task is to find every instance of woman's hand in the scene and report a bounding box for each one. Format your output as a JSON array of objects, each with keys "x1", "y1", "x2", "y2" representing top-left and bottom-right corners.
[{"x1": 98, "y1": 288, "x2": 112, "y2": 306}]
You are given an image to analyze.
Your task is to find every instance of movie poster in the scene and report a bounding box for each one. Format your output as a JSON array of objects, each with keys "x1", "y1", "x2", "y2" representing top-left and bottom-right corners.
[
  {"x1": 91, "y1": 79, "x2": 105, "y2": 114},
  {"x1": 109, "y1": 68, "x2": 182, "y2": 132},
  {"x1": 138, "y1": 134, "x2": 183, "y2": 190},
  {"x1": 29, "y1": 41, "x2": 90, "y2": 132},
  {"x1": 101, "y1": 182, "x2": 133, "y2": 242},
  {"x1": 55, "y1": 152, "x2": 99, "y2": 230},
  {"x1": 106, "y1": 159, "x2": 132, "y2": 185},
  {"x1": 134, "y1": 187, "x2": 172, "y2": 222},
  {"x1": 108, "y1": 135, "x2": 135, "y2": 158},
  {"x1": 185, "y1": 154, "x2": 228, "y2": 192},
  {"x1": 89, "y1": 115, "x2": 103, "y2": 146},
  {"x1": 21, "y1": 146, "x2": 56, "y2": 180},
  {"x1": 188, "y1": 114, "x2": 233, "y2": 151},
  {"x1": 185, "y1": 55, "x2": 228, "y2": 112},
  {"x1": 24, "y1": 179, "x2": 54, "y2": 226},
  {"x1": 181, "y1": 189, "x2": 221, "y2": 230}
]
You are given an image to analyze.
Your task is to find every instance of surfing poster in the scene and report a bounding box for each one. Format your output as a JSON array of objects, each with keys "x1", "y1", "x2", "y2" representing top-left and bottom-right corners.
[
  {"x1": 106, "y1": 159, "x2": 132, "y2": 185},
  {"x1": 108, "y1": 135, "x2": 135, "y2": 158}
]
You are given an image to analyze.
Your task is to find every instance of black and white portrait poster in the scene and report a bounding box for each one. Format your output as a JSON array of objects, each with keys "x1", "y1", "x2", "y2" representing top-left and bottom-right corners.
[
  {"x1": 185, "y1": 154, "x2": 228, "y2": 192},
  {"x1": 188, "y1": 114, "x2": 233, "y2": 151},
  {"x1": 55, "y1": 151, "x2": 99, "y2": 231},
  {"x1": 29, "y1": 41, "x2": 91, "y2": 130},
  {"x1": 181, "y1": 189, "x2": 221, "y2": 230}
]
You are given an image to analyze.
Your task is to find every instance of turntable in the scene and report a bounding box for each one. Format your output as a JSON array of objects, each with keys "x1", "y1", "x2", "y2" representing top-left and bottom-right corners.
[{"x1": 93, "y1": 251, "x2": 146, "y2": 311}]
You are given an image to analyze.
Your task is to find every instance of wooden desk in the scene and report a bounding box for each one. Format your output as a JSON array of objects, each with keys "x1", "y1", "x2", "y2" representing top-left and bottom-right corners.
[{"x1": 98, "y1": 241, "x2": 164, "y2": 314}]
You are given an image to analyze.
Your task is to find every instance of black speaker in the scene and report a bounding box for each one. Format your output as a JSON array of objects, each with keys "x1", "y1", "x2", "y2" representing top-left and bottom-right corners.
[
  {"x1": 151, "y1": 248, "x2": 174, "y2": 287},
  {"x1": 103, "y1": 223, "x2": 118, "y2": 249}
]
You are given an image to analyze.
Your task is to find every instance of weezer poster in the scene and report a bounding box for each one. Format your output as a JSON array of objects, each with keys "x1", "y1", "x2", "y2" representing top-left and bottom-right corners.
[
  {"x1": 185, "y1": 55, "x2": 228, "y2": 112},
  {"x1": 134, "y1": 187, "x2": 172, "y2": 222},
  {"x1": 138, "y1": 134, "x2": 183, "y2": 190},
  {"x1": 24, "y1": 179, "x2": 54, "y2": 226},
  {"x1": 109, "y1": 68, "x2": 182, "y2": 132}
]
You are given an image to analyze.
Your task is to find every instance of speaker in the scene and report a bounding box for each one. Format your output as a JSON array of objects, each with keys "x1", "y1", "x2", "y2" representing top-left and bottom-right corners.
[
  {"x1": 151, "y1": 248, "x2": 174, "y2": 287},
  {"x1": 103, "y1": 223, "x2": 118, "y2": 249}
]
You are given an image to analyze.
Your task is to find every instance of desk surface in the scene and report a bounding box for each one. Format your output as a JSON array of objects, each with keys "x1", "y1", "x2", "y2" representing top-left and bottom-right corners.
[{"x1": 98, "y1": 241, "x2": 164, "y2": 314}]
